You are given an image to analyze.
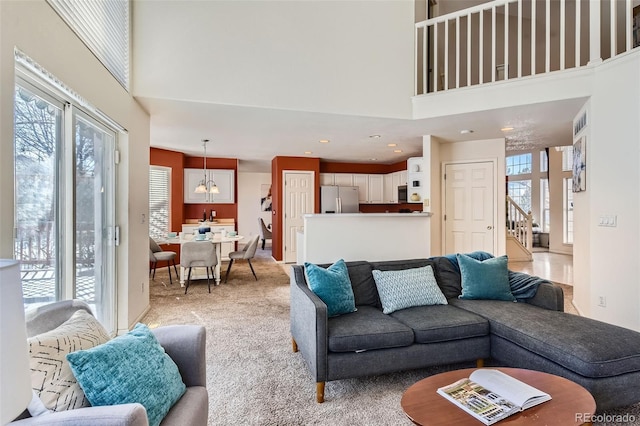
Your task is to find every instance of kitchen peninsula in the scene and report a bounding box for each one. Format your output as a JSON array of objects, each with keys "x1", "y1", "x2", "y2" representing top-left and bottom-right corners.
[{"x1": 299, "y1": 213, "x2": 432, "y2": 264}]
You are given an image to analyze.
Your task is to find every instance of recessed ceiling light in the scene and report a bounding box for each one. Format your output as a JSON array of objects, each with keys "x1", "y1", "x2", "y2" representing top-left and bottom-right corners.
[
  {"x1": 319, "y1": 139, "x2": 330, "y2": 144},
  {"x1": 304, "y1": 151, "x2": 312, "y2": 155},
  {"x1": 501, "y1": 127, "x2": 514, "y2": 132},
  {"x1": 369, "y1": 134, "x2": 381, "y2": 139},
  {"x1": 393, "y1": 149, "x2": 402, "y2": 153},
  {"x1": 387, "y1": 143, "x2": 397, "y2": 147},
  {"x1": 460, "y1": 129, "x2": 474, "y2": 134},
  {"x1": 370, "y1": 158, "x2": 377, "y2": 161}
]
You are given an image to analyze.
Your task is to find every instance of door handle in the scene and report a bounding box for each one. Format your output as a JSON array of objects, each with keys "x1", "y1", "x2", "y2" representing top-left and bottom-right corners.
[{"x1": 487, "y1": 226, "x2": 493, "y2": 230}]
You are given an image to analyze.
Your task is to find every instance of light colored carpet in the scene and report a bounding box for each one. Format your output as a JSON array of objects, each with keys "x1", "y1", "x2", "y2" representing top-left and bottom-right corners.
[{"x1": 143, "y1": 258, "x2": 640, "y2": 426}]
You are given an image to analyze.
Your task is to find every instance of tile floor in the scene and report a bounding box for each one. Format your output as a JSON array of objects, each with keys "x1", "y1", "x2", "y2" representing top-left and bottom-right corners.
[{"x1": 508, "y1": 250, "x2": 573, "y2": 286}]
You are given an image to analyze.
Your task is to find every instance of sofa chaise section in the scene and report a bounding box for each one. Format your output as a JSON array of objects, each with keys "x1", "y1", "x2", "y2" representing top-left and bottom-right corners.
[{"x1": 451, "y1": 298, "x2": 640, "y2": 410}]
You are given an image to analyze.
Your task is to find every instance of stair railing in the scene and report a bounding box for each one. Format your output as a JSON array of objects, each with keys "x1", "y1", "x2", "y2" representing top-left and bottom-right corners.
[{"x1": 506, "y1": 195, "x2": 533, "y2": 251}]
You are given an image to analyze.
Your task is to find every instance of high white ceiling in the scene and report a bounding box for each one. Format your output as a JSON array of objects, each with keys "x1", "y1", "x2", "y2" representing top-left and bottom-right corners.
[
  {"x1": 135, "y1": 0, "x2": 584, "y2": 173},
  {"x1": 139, "y1": 95, "x2": 583, "y2": 172}
]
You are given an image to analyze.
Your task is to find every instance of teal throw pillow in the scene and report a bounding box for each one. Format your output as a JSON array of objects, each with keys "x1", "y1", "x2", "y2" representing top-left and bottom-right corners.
[
  {"x1": 66, "y1": 323, "x2": 186, "y2": 426},
  {"x1": 305, "y1": 259, "x2": 356, "y2": 317},
  {"x1": 457, "y1": 253, "x2": 515, "y2": 301},
  {"x1": 372, "y1": 265, "x2": 448, "y2": 314}
]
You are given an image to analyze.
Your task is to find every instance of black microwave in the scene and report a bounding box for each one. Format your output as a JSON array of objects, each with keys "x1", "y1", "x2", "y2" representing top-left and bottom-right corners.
[{"x1": 398, "y1": 185, "x2": 408, "y2": 203}]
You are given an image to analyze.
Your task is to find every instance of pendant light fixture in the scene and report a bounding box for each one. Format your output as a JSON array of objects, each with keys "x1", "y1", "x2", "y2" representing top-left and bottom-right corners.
[{"x1": 194, "y1": 139, "x2": 219, "y2": 199}]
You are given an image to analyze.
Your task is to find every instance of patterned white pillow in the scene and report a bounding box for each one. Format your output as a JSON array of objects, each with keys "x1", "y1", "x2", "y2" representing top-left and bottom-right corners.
[
  {"x1": 28, "y1": 309, "x2": 111, "y2": 412},
  {"x1": 372, "y1": 265, "x2": 448, "y2": 314}
]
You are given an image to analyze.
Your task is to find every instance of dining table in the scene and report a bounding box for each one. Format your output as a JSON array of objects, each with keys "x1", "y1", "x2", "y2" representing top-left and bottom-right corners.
[{"x1": 162, "y1": 233, "x2": 244, "y2": 285}]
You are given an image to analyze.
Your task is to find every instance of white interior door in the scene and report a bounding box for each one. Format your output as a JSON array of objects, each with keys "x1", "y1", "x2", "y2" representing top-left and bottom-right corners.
[
  {"x1": 444, "y1": 162, "x2": 496, "y2": 254},
  {"x1": 283, "y1": 171, "x2": 314, "y2": 263}
]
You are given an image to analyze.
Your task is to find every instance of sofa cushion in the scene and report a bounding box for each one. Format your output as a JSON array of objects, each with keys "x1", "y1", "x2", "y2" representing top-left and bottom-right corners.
[
  {"x1": 450, "y1": 299, "x2": 640, "y2": 378},
  {"x1": 390, "y1": 305, "x2": 489, "y2": 343},
  {"x1": 458, "y1": 254, "x2": 515, "y2": 301},
  {"x1": 28, "y1": 309, "x2": 111, "y2": 412},
  {"x1": 428, "y1": 256, "x2": 463, "y2": 299},
  {"x1": 327, "y1": 305, "x2": 414, "y2": 352},
  {"x1": 344, "y1": 261, "x2": 380, "y2": 307},
  {"x1": 372, "y1": 265, "x2": 447, "y2": 314},
  {"x1": 66, "y1": 323, "x2": 186, "y2": 426},
  {"x1": 305, "y1": 259, "x2": 357, "y2": 317}
]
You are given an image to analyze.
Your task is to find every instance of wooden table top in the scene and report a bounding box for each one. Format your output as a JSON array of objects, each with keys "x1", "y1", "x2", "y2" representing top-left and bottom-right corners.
[{"x1": 400, "y1": 367, "x2": 596, "y2": 426}]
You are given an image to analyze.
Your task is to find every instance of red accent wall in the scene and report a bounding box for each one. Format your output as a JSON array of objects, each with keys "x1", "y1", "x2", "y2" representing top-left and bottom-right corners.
[
  {"x1": 150, "y1": 148, "x2": 185, "y2": 233},
  {"x1": 182, "y1": 157, "x2": 238, "y2": 223},
  {"x1": 150, "y1": 148, "x2": 239, "y2": 261}
]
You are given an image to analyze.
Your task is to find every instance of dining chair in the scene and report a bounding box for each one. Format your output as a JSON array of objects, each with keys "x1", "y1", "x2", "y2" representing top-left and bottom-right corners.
[
  {"x1": 149, "y1": 237, "x2": 178, "y2": 284},
  {"x1": 225, "y1": 234, "x2": 260, "y2": 282},
  {"x1": 180, "y1": 241, "x2": 218, "y2": 294},
  {"x1": 258, "y1": 217, "x2": 272, "y2": 250}
]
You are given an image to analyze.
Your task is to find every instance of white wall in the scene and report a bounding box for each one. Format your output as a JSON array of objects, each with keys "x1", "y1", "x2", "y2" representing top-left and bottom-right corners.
[
  {"x1": 572, "y1": 52, "x2": 640, "y2": 330},
  {"x1": 0, "y1": 1, "x2": 150, "y2": 332},
  {"x1": 132, "y1": 0, "x2": 415, "y2": 119},
  {"x1": 437, "y1": 138, "x2": 507, "y2": 256},
  {"x1": 237, "y1": 172, "x2": 272, "y2": 247}
]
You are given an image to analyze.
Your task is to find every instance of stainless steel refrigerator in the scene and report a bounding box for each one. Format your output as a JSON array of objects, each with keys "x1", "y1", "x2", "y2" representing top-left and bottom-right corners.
[{"x1": 320, "y1": 186, "x2": 359, "y2": 213}]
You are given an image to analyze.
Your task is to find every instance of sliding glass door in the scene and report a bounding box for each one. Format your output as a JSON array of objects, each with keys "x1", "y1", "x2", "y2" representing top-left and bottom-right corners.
[
  {"x1": 14, "y1": 83, "x2": 63, "y2": 304},
  {"x1": 14, "y1": 79, "x2": 117, "y2": 333}
]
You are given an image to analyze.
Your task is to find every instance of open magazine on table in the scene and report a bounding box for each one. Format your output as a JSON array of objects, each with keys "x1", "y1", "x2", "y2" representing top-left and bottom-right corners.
[{"x1": 437, "y1": 369, "x2": 552, "y2": 425}]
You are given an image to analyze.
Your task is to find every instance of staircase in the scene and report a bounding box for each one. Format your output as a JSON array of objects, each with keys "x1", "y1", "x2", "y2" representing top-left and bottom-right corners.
[{"x1": 506, "y1": 195, "x2": 532, "y2": 261}]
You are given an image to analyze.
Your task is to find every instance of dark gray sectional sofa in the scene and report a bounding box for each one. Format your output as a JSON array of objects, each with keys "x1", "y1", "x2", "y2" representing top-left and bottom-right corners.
[{"x1": 290, "y1": 257, "x2": 640, "y2": 410}]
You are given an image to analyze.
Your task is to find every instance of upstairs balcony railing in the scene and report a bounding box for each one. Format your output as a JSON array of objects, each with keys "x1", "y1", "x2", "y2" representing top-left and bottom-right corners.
[{"x1": 415, "y1": 0, "x2": 639, "y2": 95}]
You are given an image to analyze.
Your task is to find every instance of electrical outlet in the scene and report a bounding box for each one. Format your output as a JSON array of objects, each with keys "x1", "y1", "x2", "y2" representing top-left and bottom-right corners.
[{"x1": 598, "y1": 296, "x2": 606, "y2": 307}]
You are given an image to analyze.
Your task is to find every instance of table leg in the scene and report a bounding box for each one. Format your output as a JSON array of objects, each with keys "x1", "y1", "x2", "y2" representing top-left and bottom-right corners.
[{"x1": 180, "y1": 266, "x2": 185, "y2": 287}]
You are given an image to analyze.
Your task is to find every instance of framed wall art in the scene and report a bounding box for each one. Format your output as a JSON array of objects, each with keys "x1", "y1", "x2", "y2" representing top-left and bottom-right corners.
[{"x1": 572, "y1": 137, "x2": 586, "y2": 192}]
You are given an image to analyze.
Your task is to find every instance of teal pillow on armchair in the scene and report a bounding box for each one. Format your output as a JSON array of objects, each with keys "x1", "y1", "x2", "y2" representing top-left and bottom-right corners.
[
  {"x1": 66, "y1": 323, "x2": 185, "y2": 426},
  {"x1": 304, "y1": 259, "x2": 356, "y2": 317},
  {"x1": 457, "y1": 253, "x2": 515, "y2": 301}
]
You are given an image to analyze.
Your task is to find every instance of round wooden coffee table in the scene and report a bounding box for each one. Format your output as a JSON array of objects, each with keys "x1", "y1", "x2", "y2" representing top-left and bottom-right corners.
[{"x1": 401, "y1": 367, "x2": 596, "y2": 425}]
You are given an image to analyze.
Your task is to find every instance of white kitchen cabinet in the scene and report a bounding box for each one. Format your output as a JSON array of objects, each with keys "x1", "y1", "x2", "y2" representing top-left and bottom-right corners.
[
  {"x1": 399, "y1": 170, "x2": 408, "y2": 186},
  {"x1": 382, "y1": 170, "x2": 407, "y2": 203},
  {"x1": 184, "y1": 168, "x2": 235, "y2": 204},
  {"x1": 383, "y1": 174, "x2": 396, "y2": 203},
  {"x1": 319, "y1": 173, "x2": 335, "y2": 186},
  {"x1": 367, "y1": 174, "x2": 384, "y2": 203},
  {"x1": 352, "y1": 174, "x2": 368, "y2": 203},
  {"x1": 334, "y1": 173, "x2": 354, "y2": 186}
]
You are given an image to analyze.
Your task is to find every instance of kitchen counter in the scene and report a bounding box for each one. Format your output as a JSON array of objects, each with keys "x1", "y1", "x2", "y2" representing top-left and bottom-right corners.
[{"x1": 300, "y1": 213, "x2": 432, "y2": 264}]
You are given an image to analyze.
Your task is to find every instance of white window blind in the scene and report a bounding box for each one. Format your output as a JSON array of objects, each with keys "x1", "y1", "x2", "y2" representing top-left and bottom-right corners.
[
  {"x1": 149, "y1": 167, "x2": 171, "y2": 240},
  {"x1": 46, "y1": 0, "x2": 130, "y2": 90}
]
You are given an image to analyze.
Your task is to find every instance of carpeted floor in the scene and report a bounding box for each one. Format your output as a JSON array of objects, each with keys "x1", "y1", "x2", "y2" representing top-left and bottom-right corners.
[{"x1": 143, "y1": 256, "x2": 640, "y2": 426}]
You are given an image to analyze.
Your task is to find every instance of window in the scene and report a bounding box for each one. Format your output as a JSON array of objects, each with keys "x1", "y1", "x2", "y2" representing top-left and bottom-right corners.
[
  {"x1": 540, "y1": 150, "x2": 548, "y2": 173},
  {"x1": 506, "y1": 153, "x2": 532, "y2": 176},
  {"x1": 507, "y1": 180, "x2": 532, "y2": 213},
  {"x1": 14, "y1": 63, "x2": 119, "y2": 333},
  {"x1": 46, "y1": 0, "x2": 130, "y2": 89},
  {"x1": 564, "y1": 177, "x2": 574, "y2": 245},
  {"x1": 149, "y1": 166, "x2": 171, "y2": 240},
  {"x1": 540, "y1": 178, "x2": 550, "y2": 232},
  {"x1": 562, "y1": 146, "x2": 574, "y2": 172}
]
